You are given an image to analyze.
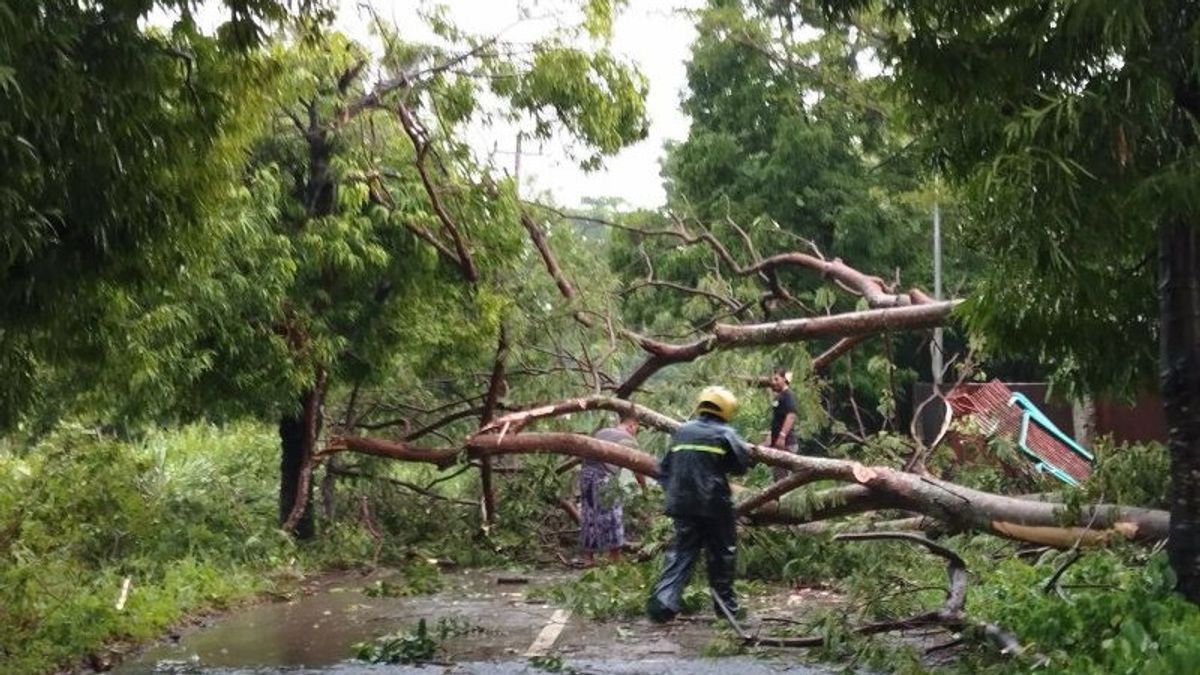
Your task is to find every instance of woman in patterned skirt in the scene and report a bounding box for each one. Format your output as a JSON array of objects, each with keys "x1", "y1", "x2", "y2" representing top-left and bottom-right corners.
[{"x1": 580, "y1": 415, "x2": 641, "y2": 565}]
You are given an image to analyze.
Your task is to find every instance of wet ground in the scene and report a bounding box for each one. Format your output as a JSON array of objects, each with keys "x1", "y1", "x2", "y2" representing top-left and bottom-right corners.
[{"x1": 115, "y1": 568, "x2": 846, "y2": 674}]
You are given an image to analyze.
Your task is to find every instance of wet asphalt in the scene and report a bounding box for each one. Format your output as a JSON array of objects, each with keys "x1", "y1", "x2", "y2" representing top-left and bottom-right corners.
[{"x1": 114, "y1": 568, "x2": 846, "y2": 675}]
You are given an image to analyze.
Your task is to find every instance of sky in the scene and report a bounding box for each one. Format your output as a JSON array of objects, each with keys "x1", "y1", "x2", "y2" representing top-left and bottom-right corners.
[{"x1": 154, "y1": 0, "x2": 704, "y2": 209}]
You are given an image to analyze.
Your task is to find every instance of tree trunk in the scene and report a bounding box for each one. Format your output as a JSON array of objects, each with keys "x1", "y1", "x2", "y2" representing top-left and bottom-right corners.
[
  {"x1": 279, "y1": 383, "x2": 323, "y2": 539},
  {"x1": 477, "y1": 326, "x2": 509, "y2": 528},
  {"x1": 279, "y1": 403, "x2": 314, "y2": 539},
  {"x1": 1159, "y1": 219, "x2": 1200, "y2": 602}
]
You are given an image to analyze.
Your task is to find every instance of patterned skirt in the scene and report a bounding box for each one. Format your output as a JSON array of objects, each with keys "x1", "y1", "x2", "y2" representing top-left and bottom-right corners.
[{"x1": 579, "y1": 462, "x2": 625, "y2": 552}]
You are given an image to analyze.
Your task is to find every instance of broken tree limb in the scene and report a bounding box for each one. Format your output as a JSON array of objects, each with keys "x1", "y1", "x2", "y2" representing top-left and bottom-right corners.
[
  {"x1": 790, "y1": 515, "x2": 943, "y2": 535},
  {"x1": 322, "y1": 435, "x2": 459, "y2": 469},
  {"x1": 735, "y1": 471, "x2": 821, "y2": 515},
  {"x1": 615, "y1": 301, "x2": 959, "y2": 396},
  {"x1": 463, "y1": 431, "x2": 1169, "y2": 544},
  {"x1": 479, "y1": 395, "x2": 681, "y2": 434},
  {"x1": 743, "y1": 254, "x2": 930, "y2": 308},
  {"x1": 468, "y1": 432, "x2": 659, "y2": 476},
  {"x1": 811, "y1": 335, "x2": 868, "y2": 372},
  {"x1": 713, "y1": 301, "x2": 960, "y2": 347},
  {"x1": 835, "y1": 532, "x2": 1024, "y2": 656},
  {"x1": 745, "y1": 485, "x2": 904, "y2": 524},
  {"x1": 517, "y1": 205, "x2": 956, "y2": 397},
  {"x1": 713, "y1": 533, "x2": 1023, "y2": 656}
]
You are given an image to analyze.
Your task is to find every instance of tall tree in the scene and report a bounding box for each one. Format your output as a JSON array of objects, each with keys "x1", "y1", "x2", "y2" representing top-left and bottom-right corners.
[
  {"x1": 196, "y1": 9, "x2": 650, "y2": 536},
  {"x1": 611, "y1": 0, "x2": 946, "y2": 432},
  {"x1": 0, "y1": 0, "x2": 324, "y2": 427},
  {"x1": 821, "y1": 0, "x2": 1200, "y2": 601}
]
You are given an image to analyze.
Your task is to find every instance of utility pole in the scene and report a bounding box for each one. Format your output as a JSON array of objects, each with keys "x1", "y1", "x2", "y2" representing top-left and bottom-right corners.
[
  {"x1": 931, "y1": 178, "x2": 944, "y2": 385},
  {"x1": 513, "y1": 132, "x2": 522, "y2": 198}
]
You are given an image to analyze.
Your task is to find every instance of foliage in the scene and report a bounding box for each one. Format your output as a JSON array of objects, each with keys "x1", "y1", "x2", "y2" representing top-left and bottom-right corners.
[
  {"x1": 0, "y1": 0, "x2": 322, "y2": 428},
  {"x1": 362, "y1": 559, "x2": 444, "y2": 597},
  {"x1": 818, "y1": 0, "x2": 1200, "y2": 394},
  {"x1": 747, "y1": 528, "x2": 1200, "y2": 674},
  {"x1": 1083, "y1": 440, "x2": 1170, "y2": 510},
  {"x1": 353, "y1": 615, "x2": 484, "y2": 664},
  {"x1": 529, "y1": 653, "x2": 584, "y2": 674},
  {"x1": 535, "y1": 560, "x2": 703, "y2": 620},
  {"x1": 354, "y1": 618, "x2": 439, "y2": 664},
  {"x1": 0, "y1": 423, "x2": 303, "y2": 673},
  {"x1": 961, "y1": 549, "x2": 1200, "y2": 673}
]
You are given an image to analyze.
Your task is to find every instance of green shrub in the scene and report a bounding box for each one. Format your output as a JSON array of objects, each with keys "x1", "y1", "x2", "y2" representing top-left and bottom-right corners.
[
  {"x1": 1083, "y1": 440, "x2": 1169, "y2": 509},
  {"x1": 0, "y1": 423, "x2": 294, "y2": 673}
]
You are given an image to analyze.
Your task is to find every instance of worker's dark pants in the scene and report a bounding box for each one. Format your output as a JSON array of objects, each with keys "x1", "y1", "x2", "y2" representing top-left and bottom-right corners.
[{"x1": 646, "y1": 513, "x2": 737, "y2": 622}]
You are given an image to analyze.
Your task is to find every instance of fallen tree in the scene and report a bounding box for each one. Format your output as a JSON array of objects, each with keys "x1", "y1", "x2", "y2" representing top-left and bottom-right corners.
[
  {"x1": 461, "y1": 430, "x2": 1168, "y2": 545},
  {"x1": 321, "y1": 214, "x2": 1168, "y2": 558},
  {"x1": 327, "y1": 400, "x2": 1169, "y2": 549}
]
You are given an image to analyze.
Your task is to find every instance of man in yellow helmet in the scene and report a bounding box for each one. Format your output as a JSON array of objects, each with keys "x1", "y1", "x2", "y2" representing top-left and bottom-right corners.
[{"x1": 646, "y1": 385, "x2": 752, "y2": 623}]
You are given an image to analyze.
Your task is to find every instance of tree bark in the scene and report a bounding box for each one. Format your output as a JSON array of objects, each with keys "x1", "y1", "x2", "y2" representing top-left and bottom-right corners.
[
  {"x1": 279, "y1": 389, "x2": 318, "y2": 539},
  {"x1": 465, "y1": 432, "x2": 1170, "y2": 544},
  {"x1": 322, "y1": 435, "x2": 459, "y2": 467},
  {"x1": 1159, "y1": 218, "x2": 1200, "y2": 602},
  {"x1": 477, "y1": 326, "x2": 509, "y2": 527},
  {"x1": 281, "y1": 371, "x2": 325, "y2": 537}
]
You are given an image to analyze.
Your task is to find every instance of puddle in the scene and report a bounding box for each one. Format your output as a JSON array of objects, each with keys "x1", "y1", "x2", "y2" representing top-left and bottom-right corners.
[{"x1": 115, "y1": 569, "x2": 844, "y2": 674}]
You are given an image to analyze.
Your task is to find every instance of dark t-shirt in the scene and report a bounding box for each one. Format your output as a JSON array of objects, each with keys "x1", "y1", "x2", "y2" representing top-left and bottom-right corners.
[{"x1": 770, "y1": 389, "x2": 797, "y2": 448}]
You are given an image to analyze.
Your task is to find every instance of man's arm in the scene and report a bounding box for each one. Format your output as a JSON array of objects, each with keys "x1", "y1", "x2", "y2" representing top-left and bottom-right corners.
[
  {"x1": 775, "y1": 412, "x2": 796, "y2": 448},
  {"x1": 774, "y1": 391, "x2": 797, "y2": 448}
]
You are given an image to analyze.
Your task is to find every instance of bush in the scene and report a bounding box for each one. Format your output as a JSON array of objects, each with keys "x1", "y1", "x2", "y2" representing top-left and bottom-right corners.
[
  {"x1": 0, "y1": 423, "x2": 295, "y2": 673},
  {"x1": 1083, "y1": 439, "x2": 1169, "y2": 509}
]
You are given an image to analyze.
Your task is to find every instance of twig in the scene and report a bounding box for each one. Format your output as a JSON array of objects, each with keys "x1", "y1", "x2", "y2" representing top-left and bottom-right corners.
[
  {"x1": 1043, "y1": 548, "x2": 1083, "y2": 597},
  {"x1": 331, "y1": 467, "x2": 476, "y2": 507}
]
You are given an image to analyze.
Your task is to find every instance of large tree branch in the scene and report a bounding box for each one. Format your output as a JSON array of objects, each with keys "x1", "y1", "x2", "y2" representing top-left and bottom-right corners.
[
  {"x1": 467, "y1": 431, "x2": 660, "y2": 476},
  {"x1": 714, "y1": 301, "x2": 959, "y2": 346},
  {"x1": 395, "y1": 101, "x2": 479, "y2": 282},
  {"x1": 480, "y1": 395, "x2": 681, "y2": 434},
  {"x1": 520, "y1": 212, "x2": 576, "y2": 300},
  {"x1": 461, "y1": 430, "x2": 1169, "y2": 543},
  {"x1": 323, "y1": 435, "x2": 459, "y2": 469},
  {"x1": 518, "y1": 202, "x2": 952, "y2": 392},
  {"x1": 812, "y1": 335, "x2": 868, "y2": 372},
  {"x1": 614, "y1": 301, "x2": 958, "y2": 396}
]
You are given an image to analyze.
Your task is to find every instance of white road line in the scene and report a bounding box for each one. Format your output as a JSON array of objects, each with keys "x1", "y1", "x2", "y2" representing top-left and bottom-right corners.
[{"x1": 524, "y1": 608, "x2": 571, "y2": 656}]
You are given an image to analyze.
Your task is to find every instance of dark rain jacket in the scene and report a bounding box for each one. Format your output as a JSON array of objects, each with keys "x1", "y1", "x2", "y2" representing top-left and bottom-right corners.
[{"x1": 657, "y1": 413, "x2": 752, "y2": 517}]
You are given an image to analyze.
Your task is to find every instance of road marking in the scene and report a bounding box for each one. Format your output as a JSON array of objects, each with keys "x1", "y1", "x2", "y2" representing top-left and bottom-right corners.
[{"x1": 525, "y1": 608, "x2": 571, "y2": 656}]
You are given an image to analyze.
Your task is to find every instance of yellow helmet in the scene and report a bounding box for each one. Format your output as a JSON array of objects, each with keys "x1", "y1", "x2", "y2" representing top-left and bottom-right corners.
[{"x1": 695, "y1": 385, "x2": 738, "y2": 421}]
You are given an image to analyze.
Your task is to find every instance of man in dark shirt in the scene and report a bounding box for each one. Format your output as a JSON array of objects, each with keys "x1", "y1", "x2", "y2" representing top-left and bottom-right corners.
[{"x1": 768, "y1": 367, "x2": 798, "y2": 482}]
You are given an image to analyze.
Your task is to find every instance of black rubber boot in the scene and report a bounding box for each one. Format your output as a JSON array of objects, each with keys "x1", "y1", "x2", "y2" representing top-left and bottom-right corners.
[
  {"x1": 647, "y1": 517, "x2": 703, "y2": 621},
  {"x1": 704, "y1": 513, "x2": 739, "y2": 618},
  {"x1": 646, "y1": 595, "x2": 677, "y2": 623}
]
